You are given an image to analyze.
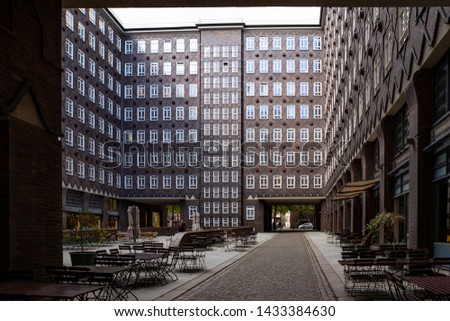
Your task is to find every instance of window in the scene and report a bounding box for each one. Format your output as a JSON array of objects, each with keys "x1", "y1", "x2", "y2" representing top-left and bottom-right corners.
[
  {"x1": 246, "y1": 82, "x2": 255, "y2": 96},
  {"x1": 286, "y1": 128, "x2": 296, "y2": 142},
  {"x1": 259, "y1": 37, "x2": 269, "y2": 50},
  {"x1": 246, "y1": 175, "x2": 255, "y2": 189},
  {"x1": 286, "y1": 36, "x2": 295, "y2": 50},
  {"x1": 273, "y1": 36, "x2": 282, "y2": 50},
  {"x1": 259, "y1": 60, "x2": 269, "y2": 73},
  {"x1": 313, "y1": 36, "x2": 322, "y2": 50},
  {"x1": 163, "y1": 85, "x2": 171, "y2": 98},
  {"x1": 273, "y1": 175, "x2": 282, "y2": 189},
  {"x1": 300, "y1": 128, "x2": 309, "y2": 142},
  {"x1": 273, "y1": 128, "x2": 282, "y2": 142},
  {"x1": 176, "y1": 39, "x2": 185, "y2": 52},
  {"x1": 273, "y1": 105, "x2": 282, "y2": 119},
  {"x1": 124, "y1": 85, "x2": 133, "y2": 99},
  {"x1": 176, "y1": 84, "x2": 184, "y2": 98},
  {"x1": 314, "y1": 128, "x2": 322, "y2": 142},
  {"x1": 64, "y1": 128, "x2": 73, "y2": 146},
  {"x1": 190, "y1": 61, "x2": 198, "y2": 75},
  {"x1": 313, "y1": 151, "x2": 323, "y2": 165},
  {"x1": 287, "y1": 82, "x2": 296, "y2": 96},
  {"x1": 65, "y1": 98, "x2": 74, "y2": 117},
  {"x1": 163, "y1": 106, "x2": 171, "y2": 121},
  {"x1": 273, "y1": 60, "x2": 282, "y2": 73},
  {"x1": 150, "y1": 40, "x2": 158, "y2": 53},
  {"x1": 77, "y1": 133, "x2": 85, "y2": 151},
  {"x1": 433, "y1": 56, "x2": 449, "y2": 122},
  {"x1": 284, "y1": 175, "x2": 295, "y2": 189},
  {"x1": 287, "y1": 105, "x2": 295, "y2": 119},
  {"x1": 246, "y1": 37, "x2": 255, "y2": 51},
  {"x1": 125, "y1": 40, "x2": 133, "y2": 54},
  {"x1": 286, "y1": 60, "x2": 295, "y2": 73},
  {"x1": 260, "y1": 83, "x2": 268, "y2": 96},
  {"x1": 300, "y1": 59, "x2": 308, "y2": 73},
  {"x1": 395, "y1": 106, "x2": 409, "y2": 153},
  {"x1": 150, "y1": 85, "x2": 158, "y2": 99},
  {"x1": 176, "y1": 62, "x2": 185, "y2": 76},
  {"x1": 246, "y1": 206, "x2": 255, "y2": 220},
  {"x1": 65, "y1": 39, "x2": 73, "y2": 59},
  {"x1": 189, "y1": 175, "x2": 198, "y2": 189},
  {"x1": 65, "y1": 10, "x2": 74, "y2": 31},
  {"x1": 313, "y1": 105, "x2": 322, "y2": 119},
  {"x1": 398, "y1": 7, "x2": 410, "y2": 45},
  {"x1": 137, "y1": 40, "x2": 146, "y2": 54},
  {"x1": 260, "y1": 105, "x2": 268, "y2": 119},
  {"x1": 300, "y1": 82, "x2": 309, "y2": 96},
  {"x1": 313, "y1": 82, "x2": 322, "y2": 96},
  {"x1": 98, "y1": 17, "x2": 105, "y2": 34},
  {"x1": 190, "y1": 39, "x2": 198, "y2": 52},
  {"x1": 163, "y1": 62, "x2": 171, "y2": 75},
  {"x1": 300, "y1": 105, "x2": 309, "y2": 119},
  {"x1": 273, "y1": 82, "x2": 282, "y2": 97},
  {"x1": 77, "y1": 77, "x2": 85, "y2": 96},
  {"x1": 246, "y1": 60, "x2": 255, "y2": 74},
  {"x1": 163, "y1": 176, "x2": 171, "y2": 189},
  {"x1": 384, "y1": 30, "x2": 393, "y2": 69},
  {"x1": 300, "y1": 36, "x2": 308, "y2": 50},
  {"x1": 163, "y1": 40, "x2": 172, "y2": 53},
  {"x1": 77, "y1": 106, "x2": 85, "y2": 123},
  {"x1": 313, "y1": 175, "x2": 322, "y2": 189},
  {"x1": 137, "y1": 62, "x2": 145, "y2": 76},
  {"x1": 124, "y1": 176, "x2": 133, "y2": 189},
  {"x1": 246, "y1": 128, "x2": 255, "y2": 142},
  {"x1": 65, "y1": 157, "x2": 73, "y2": 175},
  {"x1": 313, "y1": 59, "x2": 322, "y2": 73},
  {"x1": 89, "y1": 32, "x2": 96, "y2": 50},
  {"x1": 150, "y1": 62, "x2": 159, "y2": 76},
  {"x1": 300, "y1": 175, "x2": 309, "y2": 189}
]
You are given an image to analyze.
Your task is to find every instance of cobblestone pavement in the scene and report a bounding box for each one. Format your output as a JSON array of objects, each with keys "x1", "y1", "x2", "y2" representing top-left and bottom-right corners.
[{"x1": 176, "y1": 232, "x2": 336, "y2": 301}]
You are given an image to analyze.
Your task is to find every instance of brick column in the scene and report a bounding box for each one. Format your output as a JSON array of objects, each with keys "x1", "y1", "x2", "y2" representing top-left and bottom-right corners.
[
  {"x1": 0, "y1": 0, "x2": 62, "y2": 281},
  {"x1": 405, "y1": 70, "x2": 433, "y2": 249},
  {"x1": 350, "y1": 160, "x2": 362, "y2": 235}
]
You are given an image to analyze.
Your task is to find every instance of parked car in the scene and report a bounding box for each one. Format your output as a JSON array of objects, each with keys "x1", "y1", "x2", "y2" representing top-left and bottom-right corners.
[{"x1": 298, "y1": 222, "x2": 314, "y2": 230}]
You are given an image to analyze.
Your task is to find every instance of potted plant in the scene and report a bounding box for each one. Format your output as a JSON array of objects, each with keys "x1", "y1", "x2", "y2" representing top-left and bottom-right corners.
[{"x1": 69, "y1": 211, "x2": 98, "y2": 266}]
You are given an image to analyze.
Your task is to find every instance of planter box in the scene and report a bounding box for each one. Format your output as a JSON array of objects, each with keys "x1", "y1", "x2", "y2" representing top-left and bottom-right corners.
[{"x1": 69, "y1": 251, "x2": 96, "y2": 266}]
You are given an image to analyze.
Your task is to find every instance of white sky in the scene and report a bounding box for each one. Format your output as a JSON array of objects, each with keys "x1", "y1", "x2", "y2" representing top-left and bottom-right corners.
[{"x1": 109, "y1": 7, "x2": 322, "y2": 29}]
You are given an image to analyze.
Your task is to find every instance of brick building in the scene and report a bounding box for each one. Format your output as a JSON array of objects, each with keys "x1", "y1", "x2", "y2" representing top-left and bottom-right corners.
[
  {"x1": 2, "y1": 2, "x2": 450, "y2": 280},
  {"x1": 61, "y1": 8, "x2": 326, "y2": 232}
]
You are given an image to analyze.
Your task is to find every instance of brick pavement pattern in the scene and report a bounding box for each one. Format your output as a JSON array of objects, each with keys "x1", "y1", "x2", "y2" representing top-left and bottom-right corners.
[{"x1": 176, "y1": 233, "x2": 334, "y2": 301}]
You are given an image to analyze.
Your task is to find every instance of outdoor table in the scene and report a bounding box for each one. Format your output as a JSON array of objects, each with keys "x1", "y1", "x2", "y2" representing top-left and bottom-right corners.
[
  {"x1": 0, "y1": 282, "x2": 103, "y2": 300},
  {"x1": 133, "y1": 253, "x2": 165, "y2": 285},
  {"x1": 403, "y1": 275, "x2": 450, "y2": 300}
]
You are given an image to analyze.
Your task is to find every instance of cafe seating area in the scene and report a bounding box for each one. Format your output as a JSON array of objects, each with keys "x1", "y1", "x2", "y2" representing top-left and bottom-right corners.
[
  {"x1": 337, "y1": 240, "x2": 450, "y2": 300},
  {"x1": 0, "y1": 230, "x2": 261, "y2": 301}
]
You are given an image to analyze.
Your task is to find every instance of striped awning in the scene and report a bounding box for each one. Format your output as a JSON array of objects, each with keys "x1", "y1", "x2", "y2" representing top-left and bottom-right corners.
[{"x1": 333, "y1": 179, "x2": 380, "y2": 200}]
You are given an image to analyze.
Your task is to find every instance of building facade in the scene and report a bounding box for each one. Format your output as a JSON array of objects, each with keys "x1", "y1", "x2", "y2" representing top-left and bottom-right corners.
[
  {"x1": 322, "y1": 7, "x2": 450, "y2": 252},
  {"x1": 61, "y1": 7, "x2": 450, "y2": 255},
  {"x1": 61, "y1": 8, "x2": 326, "y2": 232}
]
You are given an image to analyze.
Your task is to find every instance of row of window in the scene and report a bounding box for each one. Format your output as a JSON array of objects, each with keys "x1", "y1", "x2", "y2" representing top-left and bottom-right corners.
[
  {"x1": 124, "y1": 175, "x2": 198, "y2": 190},
  {"x1": 243, "y1": 150, "x2": 323, "y2": 167},
  {"x1": 65, "y1": 37, "x2": 122, "y2": 76},
  {"x1": 203, "y1": 217, "x2": 239, "y2": 227},
  {"x1": 245, "y1": 59, "x2": 322, "y2": 74},
  {"x1": 113, "y1": 149, "x2": 323, "y2": 169},
  {"x1": 65, "y1": 69, "x2": 122, "y2": 98},
  {"x1": 123, "y1": 83, "x2": 198, "y2": 99},
  {"x1": 246, "y1": 174, "x2": 323, "y2": 189},
  {"x1": 125, "y1": 38, "x2": 199, "y2": 54},
  {"x1": 124, "y1": 106, "x2": 197, "y2": 121},
  {"x1": 246, "y1": 104, "x2": 322, "y2": 119},
  {"x1": 66, "y1": 99, "x2": 121, "y2": 124},
  {"x1": 245, "y1": 36, "x2": 322, "y2": 51},
  {"x1": 123, "y1": 129, "x2": 198, "y2": 145},
  {"x1": 203, "y1": 202, "x2": 240, "y2": 215},
  {"x1": 65, "y1": 157, "x2": 121, "y2": 187},
  {"x1": 66, "y1": 9, "x2": 122, "y2": 51},
  {"x1": 245, "y1": 81, "x2": 323, "y2": 97},
  {"x1": 245, "y1": 127, "x2": 323, "y2": 143},
  {"x1": 65, "y1": 128, "x2": 120, "y2": 152},
  {"x1": 124, "y1": 61, "x2": 200, "y2": 77}
]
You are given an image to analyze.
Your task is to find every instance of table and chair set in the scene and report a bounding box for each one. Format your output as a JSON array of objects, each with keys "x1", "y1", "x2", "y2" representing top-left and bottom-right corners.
[{"x1": 338, "y1": 243, "x2": 450, "y2": 300}]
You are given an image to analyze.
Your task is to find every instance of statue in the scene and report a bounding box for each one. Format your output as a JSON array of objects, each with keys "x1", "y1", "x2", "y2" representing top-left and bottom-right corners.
[{"x1": 192, "y1": 212, "x2": 201, "y2": 231}]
